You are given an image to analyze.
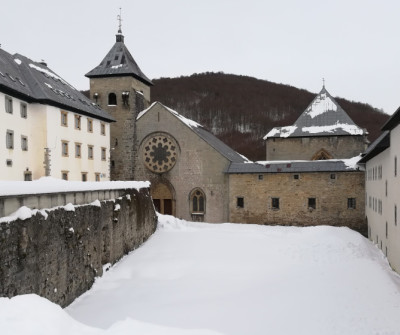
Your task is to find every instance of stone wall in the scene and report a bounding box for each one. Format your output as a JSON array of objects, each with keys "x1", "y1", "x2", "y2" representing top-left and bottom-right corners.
[
  {"x1": 266, "y1": 135, "x2": 367, "y2": 160},
  {"x1": 0, "y1": 187, "x2": 157, "y2": 307},
  {"x1": 229, "y1": 171, "x2": 366, "y2": 234}
]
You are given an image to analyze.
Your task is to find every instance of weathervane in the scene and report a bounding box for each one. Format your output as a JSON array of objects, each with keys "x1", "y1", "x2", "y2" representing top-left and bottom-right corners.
[{"x1": 117, "y1": 8, "x2": 122, "y2": 33}]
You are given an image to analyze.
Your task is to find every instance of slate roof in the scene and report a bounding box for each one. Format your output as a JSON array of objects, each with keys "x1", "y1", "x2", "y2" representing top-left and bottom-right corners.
[
  {"x1": 0, "y1": 48, "x2": 114, "y2": 122},
  {"x1": 264, "y1": 87, "x2": 365, "y2": 139},
  {"x1": 85, "y1": 31, "x2": 153, "y2": 87},
  {"x1": 227, "y1": 160, "x2": 361, "y2": 174},
  {"x1": 358, "y1": 130, "x2": 390, "y2": 163},
  {"x1": 382, "y1": 105, "x2": 400, "y2": 131},
  {"x1": 137, "y1": 102, "x2": 247, "y2": 163}
]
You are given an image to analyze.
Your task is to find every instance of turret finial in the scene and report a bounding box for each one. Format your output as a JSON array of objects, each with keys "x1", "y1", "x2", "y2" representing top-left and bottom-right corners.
[
  {"x1": 116, "y1": 8, "x2": 124, "y2": 43},
  {"x1": 322, "y1": 77, "x2": 325, "y2": 89}
]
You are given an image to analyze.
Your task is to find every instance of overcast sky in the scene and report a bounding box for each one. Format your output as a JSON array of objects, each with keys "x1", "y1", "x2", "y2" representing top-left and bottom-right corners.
[{"x1": 1, "y1": 0, "x2": 399, "y2": 114}]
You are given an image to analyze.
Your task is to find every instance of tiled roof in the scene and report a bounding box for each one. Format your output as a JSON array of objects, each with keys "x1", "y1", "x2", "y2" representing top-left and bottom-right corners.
[
  {"x1": 227, "y1": 160, "x2": 361, "y2": 174},
  {"x1": 138, "y1": 102, "x2": 247, "y2": 163},
  {"x1": 0, "y1": 48, "x2": 114, "y2": 122},
  {"x1": 264, "y1": 87, "x2": 365, "y2": 139},
  {"x1": 85, "y1": 32, "x2": 153, "y2": 87}
]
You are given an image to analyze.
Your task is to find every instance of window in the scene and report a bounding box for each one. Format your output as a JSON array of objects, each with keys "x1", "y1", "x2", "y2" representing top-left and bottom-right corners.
[
  {"x1": 258, "y1": 174, "x2": 263, "y2": 180},
  {"x1": 24, "y1": 171, "x2": 32, "y2": 181},
  {"x1": 87, "y1": 118, "x2": 93, "y2": 132},
  {"x1": 101, "y1": 122, "x2": 106, "y2": 135},
  {"x1": 385, "y1": 180, "x2": 388, "y2": 197},
  {"x1": 330, "y1": 174, "x2": 336, "y2": 180},
  {"x1": 271, "y1": 197, "x2": 280, "y2": 210},
  {"x1": 88, "y1": 145, "x2": 94, "y2": 159},
  {"x1": 6, "y1": 130, "x2": 14, "y2": 149},
  {"x1": 347, "y1": 198, "x2": 356, "y2": 209},
  {"x1": 21, "y1": 135, "x2": 28, "y2": 151},
  {"x1": 293, "y1": 174, "x2": 299, "y2": 180},
  {"x1": 75, "y1": 143, "x2": 81, "y2": 158},
  {"x1": 386, "y1": 221, "x2": 388, "y2": 238},
  {"x1": 6, "y1": 159, "x2": 12, "y2": 167},
  {"x1": 101, "y1": 147, "x2": 106, "y2": 161},
  {"x1": 95, "y1": 173, "x2": 100, "y2": 182},
  {"x1": 308, "y1": 198, "x2": 316, "y2": 210},
  {"x1": 395, "y1": 205, "x2": 397, "y2": 226},
  {"x1": 190, "y1": 189, "x2": 206, "y2": 214},
  {"x1": 108, "y1": 93, "x2": 117, "y2": 105},
  {"x1": 62, "y1": 141, "x2": 69, "y2": 157},
  {"x1": 395, "y1": 156, "x2": 397, "y2": 177},
  {"x1": 81, "y1": 172, "x2": 87, "y2": 182},
  {"x1": 20, "y1": 103, "x2": 27, "y2": 118},
  {"x1": 5, "y1": 96, "x2": 12, "y2": 114},
  {"x1": 61, "y1": 111, "x2": 68, "y2": 126},
  {"x1": 74, "y1": 115, "x2": 81, "y2": 130},
  {"x1": 61, "y1": 171, "x2": 69, "y2": 180},
  {"x1": 237, "y1": 197, "x2": 244, "y2": 208}
]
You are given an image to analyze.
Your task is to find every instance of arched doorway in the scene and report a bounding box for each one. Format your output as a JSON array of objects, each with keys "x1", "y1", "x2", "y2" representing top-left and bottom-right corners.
[{"x1": 151, "y1": 180, "x2": 175, "y2": 216}]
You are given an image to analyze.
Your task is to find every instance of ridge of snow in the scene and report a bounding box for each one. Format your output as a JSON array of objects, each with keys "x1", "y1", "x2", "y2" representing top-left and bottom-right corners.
[
  {"x1": 14, "y1": 58, "x2": 22, "y2": 65},
  {"x1": 302, "y1": 123, "x2": 364, "y2": 135},
  {"x1": 0, "y1": 177, "x2": 150, "y2": 197},
  {"x1": 137, "y1": 101, "x2": 157, "y2": 120},
  {"x1": 306, "y1": 93, "x2": 337, "y2": 118},
  {"x1": 264, "y1": 125, "x2": 298, "y2": 139},
  {"x1": 29, "y1": 63, "x2": 76, "y2": 90}
]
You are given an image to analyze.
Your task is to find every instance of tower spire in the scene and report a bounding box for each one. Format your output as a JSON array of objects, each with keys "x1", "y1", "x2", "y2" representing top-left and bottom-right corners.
[{"x1": 116, "y1": 8, "x2": 124, "y2": 43}]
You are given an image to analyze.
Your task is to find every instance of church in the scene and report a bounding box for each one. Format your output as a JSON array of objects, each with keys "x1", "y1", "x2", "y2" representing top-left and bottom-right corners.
[{"x1": 86, "y1": 26, "x2": 367, "y2": 233}]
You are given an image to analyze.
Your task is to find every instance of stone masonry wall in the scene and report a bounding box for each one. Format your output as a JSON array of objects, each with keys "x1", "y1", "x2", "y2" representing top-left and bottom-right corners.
[
  {"x1": 229, "y1": 171, "x2": 366, "y2": 235},
  {"x1": 0, "y1": 187, "x2": 157, "y2": 307},
  {"x1": 266, "y1": 135, "x2": 367, "y2": 160}
]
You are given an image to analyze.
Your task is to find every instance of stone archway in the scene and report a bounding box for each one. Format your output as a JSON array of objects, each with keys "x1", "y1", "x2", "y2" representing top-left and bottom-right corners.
[{"x1": 151, "y1": 180, "x2": 175, "y2": 216}]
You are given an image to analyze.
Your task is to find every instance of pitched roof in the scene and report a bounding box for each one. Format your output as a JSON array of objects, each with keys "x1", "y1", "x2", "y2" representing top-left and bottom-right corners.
[
  {"x1": 137, "y1": 102, "x2": 247, "y2": 163},
  {"x1": 227, "y1": 159, "x2": 362, "y2": 174},
  {"x1": 264, "y1": 87, "x2": 365, "y2": 139},
  {"x1": 0, "y1": 48, "x2": 114, "y2": 122},
  {"x1": 381, "y1": 105, "x2": 400, "y2": 131},
  {"x1": 358, "y1": 130, "x2": 390, "y2": 163},
  {"x1": 85, "y1": 31, "x2": 153, "y2": 87}
]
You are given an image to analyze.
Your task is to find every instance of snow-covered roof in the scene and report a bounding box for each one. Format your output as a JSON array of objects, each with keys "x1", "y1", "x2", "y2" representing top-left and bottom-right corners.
[
  {"x1": 137, "y1": 102, "x2": 248, "y2": 163},
  {"x1": 227, "y1": 156, "x2": 363, "y2": 174},
  {"x1": 0, "y1": 48, "x2": 114, "y2": 122},
  {"x1": 85, "y1": 31, "x2": 153, "y2": 87},
  {"x1": 264, "y1": 87, "x2": 365, "y2": 139}
]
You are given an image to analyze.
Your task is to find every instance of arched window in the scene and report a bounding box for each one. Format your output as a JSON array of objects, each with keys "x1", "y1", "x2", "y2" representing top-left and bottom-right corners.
[
  {"x1": 190, "y1": 188, "x2": 206, "y2": 220},
  {"x1": 108, "y1": 93, "x2": 117, "y2": 106},
  {"x1": 311, "y1": 148, "x2": 333, "y2": 160}
]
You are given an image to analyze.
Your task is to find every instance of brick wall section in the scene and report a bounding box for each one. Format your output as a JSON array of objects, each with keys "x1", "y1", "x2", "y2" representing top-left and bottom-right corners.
[
  {"x1": 229, "y1": 171, "x2": 366, "y2": 234},
  {"x1": 0, "y1": 187, "x2": 157, "y2": 307},
  {"x1": 89, "y1": 77, "x2": 150, "y2": 181},
  {"x1": 266, "y1": 135, "x2": 367, "y2": 160},
  {"x1": 135, "y1": 103, "x2": 231, "y2": 222}
]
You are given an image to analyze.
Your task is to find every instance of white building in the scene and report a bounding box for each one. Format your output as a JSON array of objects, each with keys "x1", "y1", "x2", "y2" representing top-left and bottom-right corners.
[
  {"x1": 0, "y1": 48, "x2": 114, "y2": 181},
  {"x1": 360, "y1": 108, "x2": 400, "y2": 273}
]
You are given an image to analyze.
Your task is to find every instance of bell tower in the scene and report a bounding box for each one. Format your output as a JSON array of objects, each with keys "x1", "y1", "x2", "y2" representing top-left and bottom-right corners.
[{"x1": 86, "y1": 12, "x2": 153, "y2": 180}]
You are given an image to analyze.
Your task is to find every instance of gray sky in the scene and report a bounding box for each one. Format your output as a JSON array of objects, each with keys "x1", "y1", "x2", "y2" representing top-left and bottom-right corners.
[{"x1": 2, "y1": 0, "x2": 399, "y2": 114}]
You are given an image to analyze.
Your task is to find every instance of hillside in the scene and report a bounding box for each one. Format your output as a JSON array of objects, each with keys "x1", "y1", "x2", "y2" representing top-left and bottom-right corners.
[{"x1": 151, "y1": 72, "x2": 389, "y2": 160}]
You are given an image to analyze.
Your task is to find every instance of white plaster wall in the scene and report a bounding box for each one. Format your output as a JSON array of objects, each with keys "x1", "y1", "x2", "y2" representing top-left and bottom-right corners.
[
  {"x1": 366, "y1": 127, "x2": 400, "y2": 273},
  {"x1": 45, "y1": 106, "x2": 110, "y2": 181}
]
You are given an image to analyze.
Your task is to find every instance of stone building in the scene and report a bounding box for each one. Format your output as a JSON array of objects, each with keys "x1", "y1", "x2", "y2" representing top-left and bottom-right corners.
[
  {"x1": 86, "y1": 26, "x2": 153, "y2": 181},
  {"x1": 0, "y1": 47, "x2": 113, "y2": 181},
  {"x1": 359, "y1": 105, "x2": 400, "y2": 272},
  {"x1": 264, "y1": 87, "x2": 369, "y2": 160}
]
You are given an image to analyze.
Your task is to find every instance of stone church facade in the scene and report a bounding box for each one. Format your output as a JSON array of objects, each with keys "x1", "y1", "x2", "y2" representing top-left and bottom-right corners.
[{"x1": 87, "y1": 28, "x2": 367, "y2": 233}]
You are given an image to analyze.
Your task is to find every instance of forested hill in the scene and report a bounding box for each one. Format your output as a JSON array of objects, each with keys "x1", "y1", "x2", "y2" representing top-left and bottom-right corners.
[{"x1": 151, "y1": 72, "x2": 389, "y2": 161}]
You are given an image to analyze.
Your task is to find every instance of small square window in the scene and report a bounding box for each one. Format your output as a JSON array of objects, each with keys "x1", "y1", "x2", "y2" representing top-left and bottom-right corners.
[
  {"x1": 6, "y1": 159, "x2": 12, "y2": 167},
  {"x1": 258, "y1": 174, "x2": 263, "y2": 180},
  {"x1": 347, "y1": 198, "x2": 356, "y2": 209},
  {"x1": 237, "y1": 197, "x2": 244, "y2": 208},
  {"x1": 21, "y1": 135, "x2": 28, "y2": 151},
  {"x1": 24, "y1": 171, "x2": 32, "y2": 181},
  {"x1": 293, "y1": 174, "x2": 299, "y2": 180},
  {"x1": 81, "y1": 172, "x2": 87, "y2": 182},
  {"x1": 61, "y1": 111, "x2": 68, "y2": 126},
  {"x1": 20, "y1": 103, "x2": 27, "y2": 118},
  {"x1": 6, "y1": 130, "x2": 14, "y2": 149},
  {"x1": 5, "y1": 96, "x2": 13, "y2": 114},
  {"x1": 308, "y1": 198, "x2": 316, "y2": 210},
  {"x1": 95, "y1": 173, "x2": 100, "y2": 182},
  {"x1": 61, "y1": 171, "x2": 69, "y2": 180},
  {"x1": 330, "y1": 174, "x2": 336, "y2": 179},
  {"x1": 272, "y1": 197, "x2": 280, "y2": 209}
]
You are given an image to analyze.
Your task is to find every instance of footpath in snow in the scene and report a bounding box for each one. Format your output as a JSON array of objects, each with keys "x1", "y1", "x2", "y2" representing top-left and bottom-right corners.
[{"x1": 2, "y1": 215, "x2": 400, "y2": 335}]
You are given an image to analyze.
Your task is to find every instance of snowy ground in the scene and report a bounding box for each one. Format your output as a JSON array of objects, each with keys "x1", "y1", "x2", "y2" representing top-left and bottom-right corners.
[{"x1": 2, "y1": 215, "x2": 400, "y2": 335}]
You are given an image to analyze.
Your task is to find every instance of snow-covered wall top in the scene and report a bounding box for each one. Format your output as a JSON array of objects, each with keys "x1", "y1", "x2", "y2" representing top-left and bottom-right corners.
[{"x1": 0, "y1": 177, "x2": 150, "y2": 197}]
